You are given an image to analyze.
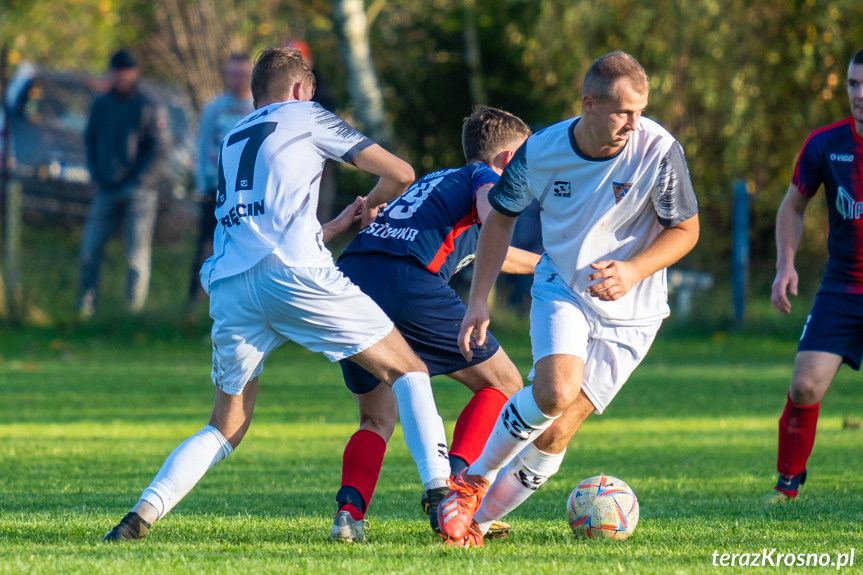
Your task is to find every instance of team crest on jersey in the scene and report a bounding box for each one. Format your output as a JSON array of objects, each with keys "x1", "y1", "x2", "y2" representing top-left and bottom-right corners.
[{"x1": 613, "y1": 182, "x2": 633, "y2": 204}]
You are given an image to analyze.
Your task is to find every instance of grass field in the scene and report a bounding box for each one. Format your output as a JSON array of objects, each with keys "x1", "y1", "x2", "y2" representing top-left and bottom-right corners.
[{"x1": 1, "y1": 323, "x2": 861, "y2": 574}]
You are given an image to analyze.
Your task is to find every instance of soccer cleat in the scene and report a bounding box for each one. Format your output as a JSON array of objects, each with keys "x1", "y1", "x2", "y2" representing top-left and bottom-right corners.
[
  {"x1": 424, "y1": 487, "x2": 448, "y2": 534},
  {"x1": 420, "y1": 489, "x2": 431, "y2": 515},
  {"x1": 440, "y1": 520, "x2": 484, "y2": 548},
  {"x1": 424, "y1": 486, "x2": 511, "y2": 539},
  {"x1": 329, "y1": 510, "x2": 367, "y2": 543},
  {"x1": 761, "y1": 489, "x2": 795, "y2": 505},
  {"x1": 102, "y1": 512, "x2": 151, "y2": 542},
  {"x1": 485, "y1": 519, "x2": 512, "y2": 539},
  {"x1": 436, "y1": 470, "x2": 490, "y2": 541},
  {"x1": 763, "y1": 469, "x2": 807, "y2": 505}
]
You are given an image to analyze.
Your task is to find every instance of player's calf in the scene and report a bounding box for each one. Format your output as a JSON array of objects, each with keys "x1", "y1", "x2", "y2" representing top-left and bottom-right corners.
[{"x1": 101, "y1": 424, "x2": 234, "y2": 542}]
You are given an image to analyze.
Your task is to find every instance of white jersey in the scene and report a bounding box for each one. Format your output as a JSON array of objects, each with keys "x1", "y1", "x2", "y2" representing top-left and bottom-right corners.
[
  {"x1": 200, "y1": 101, "x2": 373, "y2": 291},
  {"x1": 489, "y1": 116, "x2": 698, "y2": 324}
]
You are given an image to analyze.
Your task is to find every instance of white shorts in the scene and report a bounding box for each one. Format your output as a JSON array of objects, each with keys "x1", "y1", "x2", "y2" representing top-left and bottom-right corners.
[
  {"x1": 208, "y1": 254, "x2": 394, "y2": 395},
  {"x1": 529, "y1": 258, "x2": 661, "y2": 414}
]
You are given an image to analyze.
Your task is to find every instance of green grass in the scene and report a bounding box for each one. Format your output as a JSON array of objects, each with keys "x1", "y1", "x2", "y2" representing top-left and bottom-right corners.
[{"x1": 1, "y1": 325, "x2": 861, "y2": 574}]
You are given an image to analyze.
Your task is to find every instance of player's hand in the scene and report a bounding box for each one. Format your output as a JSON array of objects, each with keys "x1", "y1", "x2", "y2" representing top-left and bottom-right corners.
[
  {"x1": 771, "y1": 265, "x2": 798, "y2": 314},
  {"x1": 459, "y1": 302, "x2": 491, "y2": 361},
  {"x1": 585, "y1": 260, "x2": 640, "y2": 301},
  {"x1": 322, "y1": 196, "x2": 364, "y2": 244},
  {"x1": 361, "y1": 200, "x2": 387, "y2": 229},
  {"x1": 334, "y1": 195, "x2": 365, "y2": 229}
]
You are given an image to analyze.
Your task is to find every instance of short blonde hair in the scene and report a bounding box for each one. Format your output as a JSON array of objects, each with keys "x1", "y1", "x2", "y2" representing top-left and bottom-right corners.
[
  {"x1": 582, "y1": 51, "x2": 649, "y2": 102},
  {"x1": 251, "y1": 47, "x2": 316, "y2": 105}
]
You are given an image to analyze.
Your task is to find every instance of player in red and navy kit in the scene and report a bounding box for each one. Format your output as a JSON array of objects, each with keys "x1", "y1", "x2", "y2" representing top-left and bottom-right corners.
[
  {"x1": 765, "y1": 48, "x2": 863, "y2": 503},
  {"x1": 331, "y1": 107, "x2": 539, "y2": 542}
]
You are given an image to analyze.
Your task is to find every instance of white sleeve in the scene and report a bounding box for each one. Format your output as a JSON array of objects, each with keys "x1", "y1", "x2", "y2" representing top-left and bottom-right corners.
[{"x1": 309, "y1": 103, "x2": 374, "y2": 163}]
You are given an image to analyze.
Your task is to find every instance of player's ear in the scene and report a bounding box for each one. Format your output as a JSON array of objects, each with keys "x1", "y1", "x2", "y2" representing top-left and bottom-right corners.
[
  {"x1": 582, "y1": 95, "x2": 595, "y2": 115},
  {"x1": 494, "y1": 148, "x2": 516, "y2": 171}
]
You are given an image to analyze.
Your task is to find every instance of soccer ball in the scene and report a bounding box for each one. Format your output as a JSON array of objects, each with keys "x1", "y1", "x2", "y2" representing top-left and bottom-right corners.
[{"x1": 566, "y1": 475, "x2": 639, "y2": 540}]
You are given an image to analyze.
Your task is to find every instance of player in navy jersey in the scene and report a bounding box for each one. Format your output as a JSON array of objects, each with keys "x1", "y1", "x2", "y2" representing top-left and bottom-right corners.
[
  {"x1": 764, "y1": 48, "x2": 863, "y2": 503},
  {"x1": 332, "y1": 107, "x2": 539, "y2": 542}
]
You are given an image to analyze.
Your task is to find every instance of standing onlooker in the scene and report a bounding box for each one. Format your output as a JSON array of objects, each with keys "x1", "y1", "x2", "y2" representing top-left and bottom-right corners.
[
  {"x1": 79, "y1": 50, "x2": 171, "y2": 318},
  {"x1": 187, "y1": 54, "x2": 255, "y2": 315}
]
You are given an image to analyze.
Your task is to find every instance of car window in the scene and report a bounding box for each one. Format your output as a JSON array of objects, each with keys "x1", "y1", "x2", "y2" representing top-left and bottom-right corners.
[{"x1": 21, "y1": 79, "x2": 94, "y2": 135}]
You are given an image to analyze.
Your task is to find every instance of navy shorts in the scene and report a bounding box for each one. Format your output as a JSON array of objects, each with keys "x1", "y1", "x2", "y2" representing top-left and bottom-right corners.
[
  {"x1": 337, "y1": 254, "x2": 500, "y2": 394},
  {"x1": 798, "y1": 289, "x2": 863, "y2": 370}
]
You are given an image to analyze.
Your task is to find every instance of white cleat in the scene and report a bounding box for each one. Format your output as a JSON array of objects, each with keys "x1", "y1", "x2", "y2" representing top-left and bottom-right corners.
[{"x1": 329, "y1": 510, "x2": 367, "y2": 543}]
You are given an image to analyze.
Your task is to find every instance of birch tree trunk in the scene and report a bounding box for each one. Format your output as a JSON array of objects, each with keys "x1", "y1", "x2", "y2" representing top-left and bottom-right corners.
[
  {"x1": 332, "y1": 0, "x2": 394, "y2": 149},
  {"x1": 144, "y1": 0, "x2": 289, "y2": 110},
  {"x1": 463, "y1": 0, "x2": 487, "y2": 106}
]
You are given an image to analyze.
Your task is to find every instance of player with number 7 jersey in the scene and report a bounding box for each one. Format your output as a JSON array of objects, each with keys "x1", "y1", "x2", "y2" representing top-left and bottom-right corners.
[{"x1": 102, "y1": 47, "x2": 437, "y2": 545}]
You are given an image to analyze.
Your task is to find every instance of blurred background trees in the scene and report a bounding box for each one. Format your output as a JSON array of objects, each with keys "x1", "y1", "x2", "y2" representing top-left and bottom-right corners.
[{"x1": 2, "y1": 0, "x2": 863, "y2": 318}]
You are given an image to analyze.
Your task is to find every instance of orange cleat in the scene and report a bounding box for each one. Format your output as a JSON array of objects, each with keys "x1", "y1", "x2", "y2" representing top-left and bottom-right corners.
[
  {"x1": 439, "y1": 520, "x2": 485, "y2": 548},
  {"x1": 436, "y1": 470, "x2": 490, "y2": 540}
]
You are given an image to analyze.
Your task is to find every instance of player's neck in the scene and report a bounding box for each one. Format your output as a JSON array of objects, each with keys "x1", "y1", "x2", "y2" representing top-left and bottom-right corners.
[
  {"x1": 855, "y1": 118, "x2": 863, "y2": 139},
  {"x1": 572, "y1": 119, "x2": 624, "y2": 159}
]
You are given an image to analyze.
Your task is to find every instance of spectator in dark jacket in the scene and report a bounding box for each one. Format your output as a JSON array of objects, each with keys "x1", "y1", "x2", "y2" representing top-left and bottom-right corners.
[{"x1": 78, "y1": 50, "x2": 171, "y2": 318}]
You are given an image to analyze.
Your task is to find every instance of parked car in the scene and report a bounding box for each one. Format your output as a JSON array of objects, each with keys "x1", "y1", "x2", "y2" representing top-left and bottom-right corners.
[{"x1": 1, "y1": 63, "x2": 196, "y2": 229}]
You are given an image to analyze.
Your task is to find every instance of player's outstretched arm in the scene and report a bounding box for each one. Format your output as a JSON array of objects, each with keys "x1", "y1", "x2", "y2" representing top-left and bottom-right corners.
[
  {"x1": 321, "y1": 196, "x2": 365, "y2": 245},
  {"x1": 586, "y1": 214, "x2": 700, "y2": 302},
  {"x1": 500, "y1": 247, "x2": 541, "y2": 274},
  {"x1": 772, "y1": 184, "x2": 810, "y2": 314},
  {"x1": 351, "y1": 144, "x2": 415, "y2": 228},
  {"x1": 459, "y1": 209, "x2": 517, "y2": 360}
]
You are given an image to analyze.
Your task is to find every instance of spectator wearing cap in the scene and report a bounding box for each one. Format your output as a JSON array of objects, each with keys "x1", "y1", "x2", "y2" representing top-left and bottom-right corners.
[
  {"x1": 186, "y1": 53, "x2": 254, "y2": 316},
  {"x1": 79, "y1": 49, "x2": 171, "y2": 318}
]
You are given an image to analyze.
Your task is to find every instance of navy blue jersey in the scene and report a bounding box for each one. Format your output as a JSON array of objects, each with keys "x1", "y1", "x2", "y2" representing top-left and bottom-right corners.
[
  {"x1": 340, "y1": 162, "x2": 498, "y2": 282},
  {"x1": 793, "y1": 117, "x2": 863, "y2": 294}
]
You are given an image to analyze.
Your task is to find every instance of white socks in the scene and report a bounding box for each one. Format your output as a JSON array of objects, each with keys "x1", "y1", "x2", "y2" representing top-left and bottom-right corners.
[
  {"x1": 392, "y1": 372, "x2": 451, "y2": 490},
  {"x1": 467, "y1": 387, "x2": 557, "y2": 483},
  {"x1": 135, "y1": 425, "x2": 233, "y2": 521},
  {"x1": 474, "y1": 443, "x2": 565, "y2": 533}
]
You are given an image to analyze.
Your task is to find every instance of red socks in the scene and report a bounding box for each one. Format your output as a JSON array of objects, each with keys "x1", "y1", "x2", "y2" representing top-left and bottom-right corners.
[
  {"x1": 777, "y1": 393, "x2": 820, "y2": 479},
  {"x1": 450, "y1": 387, "x2": 509, "y2": 466},
  {"x1": 337, "y1": 429, "x2": 386, "y2": 519}
]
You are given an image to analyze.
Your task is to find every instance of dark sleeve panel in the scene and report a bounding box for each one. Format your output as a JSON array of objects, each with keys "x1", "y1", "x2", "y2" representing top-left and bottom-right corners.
[
  {"x1": 652, "y1": 141, "x2": 699, "y2": 227},
  {"x1": 487, "y1": 142, "x2": 531, "y2": 217},
  {"x1": 310, "y1": 102, "x2": 374, "y2": 163}
]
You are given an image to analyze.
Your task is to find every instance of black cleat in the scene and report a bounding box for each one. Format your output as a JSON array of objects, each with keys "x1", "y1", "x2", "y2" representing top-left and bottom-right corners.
[
  {"x1": 102, "y1": 512, "x2": 151, "y2": 542},
  {"x1": 425, "y1": 487, "x2": 448, "y2": 534}
]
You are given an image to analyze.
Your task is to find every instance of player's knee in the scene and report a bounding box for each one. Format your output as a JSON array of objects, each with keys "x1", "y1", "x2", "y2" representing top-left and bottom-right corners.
[
  {"x1": 534, "y1": 384, "x2": 579, "y2": 416},
  {"x1": 788, "y1": 376, "x2": 823, "y2": 405},
  {"x1": 494, "y1": 371, "x2": 524, "y2": 397},
  {"x1": 359, "y1": 414, "x2": 396, "y2": 442}
]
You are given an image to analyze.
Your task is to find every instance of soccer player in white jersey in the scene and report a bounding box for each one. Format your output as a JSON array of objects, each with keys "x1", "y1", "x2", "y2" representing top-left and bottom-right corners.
[
  {"x1": 436, "y1": 51, "x2": 700, "y2": 546},
  {"x1": 102, "y1": 47, "x2": 436, "y2": 544}
]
